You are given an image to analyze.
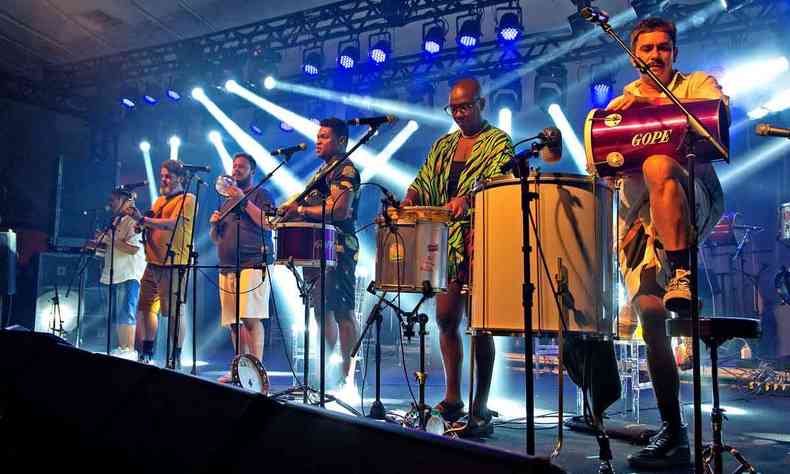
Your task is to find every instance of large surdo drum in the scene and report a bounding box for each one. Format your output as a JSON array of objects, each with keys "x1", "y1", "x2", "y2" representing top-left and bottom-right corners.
[
  {"x1": 274, "y1": 222, "x2": 337, "y2": 268},
  {"x1": 375, "y1": 206, "x2": 449, "y2": 293},
  {"x1": 469, "y1": 174, "x2": 616, "y2": 337}
]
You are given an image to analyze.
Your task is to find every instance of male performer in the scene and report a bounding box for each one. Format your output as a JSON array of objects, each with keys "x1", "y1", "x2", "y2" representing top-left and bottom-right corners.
[
  {"x1": 97, "y1": 188, "x2": 147, "y2": 359},
  {"x1": 606, "y1": 17, "x2": 726, "y2": 469},
  {"x1": 129, "y1": 160, "x2": 197, "y2": 367},
  {"x1": 209, "y1": 152, "x2": 274, "y2": 382},
  {"x1": 281, "y1": 118, "x2": 360, "y2": 388},
  {"x1": 401, "y1": 77, "x2": 513, "y2": 437}
]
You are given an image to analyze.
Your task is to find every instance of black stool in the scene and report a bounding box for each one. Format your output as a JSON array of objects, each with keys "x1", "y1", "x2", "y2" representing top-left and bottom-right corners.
[{"x1": 667, "y1": 317, "x2": 760, "y2": 474}]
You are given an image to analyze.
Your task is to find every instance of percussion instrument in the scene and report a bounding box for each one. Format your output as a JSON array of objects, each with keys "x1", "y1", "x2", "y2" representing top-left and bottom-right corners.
[
  {"x1": 469, "y1": 174, "x2": 616, "y2": 336},
  {"x1": 706, "y1": 212, "x2": 739, "y2": 247},
  {"x1": 374, "y1": 206, "x2": 450, "y2": 294},
  {"x1": 231, "y1": 353, "x2": 269, "y2": 395},
  {"x1": 274, "y1": 222, "x2": 337, "y2": 268},
  {"x1": 215, "y1": 175, "x2": 236, "y2": 198},
  {"x1": 584, "y1": 98, "x2": 730, "y2": 177}
]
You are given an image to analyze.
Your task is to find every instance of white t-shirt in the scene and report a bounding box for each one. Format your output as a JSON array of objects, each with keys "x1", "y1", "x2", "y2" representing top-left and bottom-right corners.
[{"x1": 100, "y1": 215, "x2": 147, "y2": 285}]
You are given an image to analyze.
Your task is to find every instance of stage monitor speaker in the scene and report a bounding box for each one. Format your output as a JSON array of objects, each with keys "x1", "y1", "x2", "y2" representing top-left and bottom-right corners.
[
  {"x1": 0, "y1": 331, "x2": 564, "y2": 474},
  {"x1": 33, "y1": 251, "x2": 104, "y2": 345},
  {"x1": 0, "y1": 230, "x2": 16, "y2": 295}
]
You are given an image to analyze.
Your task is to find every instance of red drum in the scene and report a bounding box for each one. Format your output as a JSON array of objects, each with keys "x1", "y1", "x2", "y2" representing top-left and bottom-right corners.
[
  {"x1": 706, "y1": 212, "x2": 739, "y2": 246},
  {"x1": 584, "y1": 99, "x2": 729, "y2": 177},
  {"x1": 274, "y1": 222, "x2": 337, "y2": 268}
]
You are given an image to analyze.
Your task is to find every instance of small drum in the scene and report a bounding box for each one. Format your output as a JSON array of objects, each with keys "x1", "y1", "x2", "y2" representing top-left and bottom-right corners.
[
  {"x1": 374, "y1": 206, "x2": 449, "y2": 293},
  {"x1": 231, "y1": 353, "x2": 269, "y2": 395},
  {"x1": 469, "y1": 174, "x2": 616, "y2": 336},
  {"x1": 706, "y1": 212, "x2": 739, "y2": 246},
  {"x1": 274, "y1": 222, "x2": 336, "y2": 268},
  {"x1": 584, "y1": 99, "x2": 729, "y2": 177}
]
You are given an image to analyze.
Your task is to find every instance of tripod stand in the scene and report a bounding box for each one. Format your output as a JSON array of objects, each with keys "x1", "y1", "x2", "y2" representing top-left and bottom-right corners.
[{"x1": 268, "y1": 258, "x2": 361, "y2": 416}]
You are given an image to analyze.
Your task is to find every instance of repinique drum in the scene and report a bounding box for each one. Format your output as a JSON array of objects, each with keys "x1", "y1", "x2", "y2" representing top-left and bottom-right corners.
[
  {"x1": 274, "y1": 222, "x2": 337, "y2": 268},
  {"x1": 374, "y1": 206, "x2": 449, "y2": 293},
  {"x1": 779, "y1": 203, "x2": 790, "y2": 242},
  {"x1": 469, "y1": 174, "x2": 616, "y2": 336},
  {"x1": 584, "y1": 99, "x2": 730, "y2": 177}
]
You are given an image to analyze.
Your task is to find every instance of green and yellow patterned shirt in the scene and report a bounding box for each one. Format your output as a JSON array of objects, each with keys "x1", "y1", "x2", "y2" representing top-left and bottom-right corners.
[{"x1": 408, "y1": 122, "x2": 514, "y2": 279}]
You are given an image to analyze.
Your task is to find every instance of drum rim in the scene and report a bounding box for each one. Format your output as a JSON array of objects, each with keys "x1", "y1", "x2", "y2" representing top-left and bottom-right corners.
[
  {"x1": 274, "y1": 222, "x2": 338, "y2": 230},
  {"x1": 473, "y1": 172, "x2": 603, "y2": 191},
  {"x1": 231, "y1": 353, "x2": 270, "y2": 394},
  {"x1": 387, "y1": 205, "x2": 450, "y2": 223},
  {"x1": 275, "y1": 258, "x2": 337, "y2": 267}
]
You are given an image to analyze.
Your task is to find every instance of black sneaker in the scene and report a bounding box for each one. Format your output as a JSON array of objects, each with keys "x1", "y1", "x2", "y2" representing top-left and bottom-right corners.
[
  {"x1": 663, "y1": 269, "x2": 692, "y2": 315},
  {"x1": 627, "y1": 423, "x2": 691, "y2": 470}
]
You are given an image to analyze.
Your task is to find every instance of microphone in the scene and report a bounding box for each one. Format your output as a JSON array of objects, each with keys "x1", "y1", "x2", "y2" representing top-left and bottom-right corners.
[
  {"x1": 579, "y1": 6, "x2": 609, "y2": 23},
  {"x1": 271, "y1": 143, "x2": 308, "y2": 156},
  {"x1": 119, "y1": 180, "x2": 148, "y2": 190},
  {"x1": 182, "y1": 164, "x2": 211, "y2": 173},
  {"x1": 538, "y1": 127, "x2": 563, "y2": 163},
  {"x1": 755, "y1": 123, "x2": 790, "y2": 139},
  {"x1": 347, "y1": 115, "x2": 398, "y2": 127}
]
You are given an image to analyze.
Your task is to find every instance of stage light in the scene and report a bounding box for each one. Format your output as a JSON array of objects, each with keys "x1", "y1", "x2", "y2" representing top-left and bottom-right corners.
[
  {"x1": 547, "y1": 103, "x2": 587, "y2": 173},
  {"x1": 263, "y1": 75, "x2": 276, "y2": 90},
  {"x1": 360, "y1": 120, "x2": 419, "y2": 184},
  {"x1": 497, "y1": 10, "x2": 523, "y2": 44},
  {"x1": 630, "y1": 0, "x2": 669, "y2": 17},
  {"x1": 121, "y1": 98, "x2": 136, "y2": 109},
  {"x1": 491, "y1": 77, "x2": 522, "y2": 113},
  {"x1": 456, "y1": 16, "x2": 481, "y2": 50},
  {"x1": 191, "y1": 87, "x2": 205, "y2": 99},
  {"x1": 166, "y1": 89, "x2": 181, "y2": 101},
  {"x1": 721, "y1": 56, "x2": 788, "y2": 98},
  {"x1": 139, "y1": 141, "x2": 151, "y2": 152},
  {"x1": 250, "y1": 124, "x2": 264, "y2": 135},
  {"x1": 143, "y1": 94, "x2": 158, "y2": 105},
  {"x1": 169, "y1": 135, "x2": 181, "y2": 161},
  {"x1": 208, "y1": 131, "x2": 221, "y2": 142},
  {"x1": 302, "y1": 47, "x2": 324, "y2": 77},
  {"x1": 721, "y1": 0, "x2": 753, "y2": 13},
  {"x1": 422, "y1": 22, "x2": 445, "y2": 55},
  {"x1": 748, "y1": 88, "x2": 790, "y2": 119},
  {"x1": 208, "y1": 131, "x2": 233, "y2": 174},
  {"x1": 138, "y1": 141, "x2": 158, "y2": 202},
  {"x1": 192, "y1": 84, "x2": 303, "y2": 196},
  {"x1": 590, "y1": 69, "x2": 615, "y2": 108},
  {"x1": 337, "y1": 39, "x2": 360, "y2": 70},
  {"x1": 497, "y1": 108, "x2": 513, "y2": 136},
  {"x1": 279, "y1": 122, "x2": 294, "y2": 132},
  {"x1": 535, "y1": 63, "x2": 567, "y2": 111},
  {"x1": 369, "y1": 32, "x2": 392, "y2": 66}
]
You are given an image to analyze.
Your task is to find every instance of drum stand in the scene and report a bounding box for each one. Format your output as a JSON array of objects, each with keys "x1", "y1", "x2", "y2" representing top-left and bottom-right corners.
[
  {"x1": 268, "y1": 259, "x2": 361, "y2": 416},
  {"x1": 584, "y1": 10, "x2": 730, "y2": 474},
  {"x1": 350, "y1": 281, "x2": 389, "y2": 420}
]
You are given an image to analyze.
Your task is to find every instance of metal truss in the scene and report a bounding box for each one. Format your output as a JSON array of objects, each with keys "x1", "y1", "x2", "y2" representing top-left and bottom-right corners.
[
  {"x1": 44, "y1": 0, "x2": 514, "y2": 89},
  {"x1": 304, "y1": 0, "x2": 788, "y2": 91}
]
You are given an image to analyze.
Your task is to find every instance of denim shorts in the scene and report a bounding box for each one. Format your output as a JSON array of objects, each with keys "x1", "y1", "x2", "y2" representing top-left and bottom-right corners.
[{"x1": 102, "y1": 279, "x2": 141, "y2": 325}]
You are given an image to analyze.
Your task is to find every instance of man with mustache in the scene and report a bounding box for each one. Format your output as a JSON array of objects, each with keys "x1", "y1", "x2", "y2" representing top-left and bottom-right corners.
[
  {"x1": 606, "y1": 18, "x2": 726, "y2": 470},
  {"x1": 210, "y1": 153, "x2": 274, "y2": 382},
  {"x1": 128, "y1": 160, "x2": 196, "y2": 367}
]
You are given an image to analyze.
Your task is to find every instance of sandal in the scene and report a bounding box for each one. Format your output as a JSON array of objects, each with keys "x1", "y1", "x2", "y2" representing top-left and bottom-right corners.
[
  {"x1": 452, "y1": 410, "x2": 494, "y2": 439},
  {"x1": 435, "y1": 400, "x2": 466, "y2": 423}
]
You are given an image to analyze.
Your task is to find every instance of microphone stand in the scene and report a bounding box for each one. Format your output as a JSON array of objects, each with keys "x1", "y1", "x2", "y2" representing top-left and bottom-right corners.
[
  {"x1": 106, "y1": 215, "x2": 118, "y2": 355},
  {"x1": 350, "y1": 282, "x2": 388, "y2": 420},
  {"x1": 184, "y1": 176, "x2": 205, "y2": 375},
  {"x1": 585, "y1": 11, "x2": 729, "y2": 474},
  {"x1": 285, "y1": 123, "x2": 384, "y2": 407}
]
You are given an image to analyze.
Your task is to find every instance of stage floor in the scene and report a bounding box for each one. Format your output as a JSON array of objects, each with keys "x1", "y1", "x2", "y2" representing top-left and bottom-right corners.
[{"x1": 163, "y1": 343, "x2": 789, "y2": 474}]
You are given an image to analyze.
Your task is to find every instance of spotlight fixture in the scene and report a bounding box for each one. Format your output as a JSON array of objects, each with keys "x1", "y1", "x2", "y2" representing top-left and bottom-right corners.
[
  {"x1": 534, "y1": 63, "x2": 567, "y2": 111},
  {"x1": 263, "y1": 76, "x2": 276, "y2": 90},
  {"x1": 168, "y1": 135, "x2": 181, "y2": 148},
  {"x1": 280, "y1": 121, "x2": 294, "y2": 132},
  {"x1": 121, "y1": 98, "x2": 136, "y2": 109},
  {"x1": 119, "y1": 82, "x2": 138, "y2": 109},
  {"x1": 496, "y1": 9, "x2": 523, "y2": 44},
  {"x1": 302, "y1": 47, "x2": 324, "y2": 77},
  {"x1": 337, "y1": 39, "x2": 360, "y2": 71},
  {"x1": 368, "y1": 32, "x2": 392, "y2": 66},
  {"x1": 491, "y1": 77, "x2": 522, "y2": 112},
  {"x1": 590, "y1": 71, "x2": 615, "y2": 108},
  {"x1": 166, "y1": 89, "x2": 181, "y2": 101},
  {"x1": 630, "y1": 0, "x2": 669, "y2": 17},
  {"x1": 250, "y1": 124, "x2": 264, "y2": 136},
  {"x1": 139, "y1": 141, "x2": 151, "y2": 152},
  {"x1": 208, "y1": 131, "x2": 221, "y2": 142},
  {"x1": 456, "y1": 15, "x2": 481, "y2": 50},
  {"x1": 422, "y1": 21, "x2": 446, "y2": 55},
  {"x1": 720, "y1": 0, "x2": 754, "y2": 13}
]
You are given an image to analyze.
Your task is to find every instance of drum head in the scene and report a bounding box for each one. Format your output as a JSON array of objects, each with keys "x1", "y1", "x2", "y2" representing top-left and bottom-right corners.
[{"x1": 231, "y1": 354, "x2": 269, "y2": 395}]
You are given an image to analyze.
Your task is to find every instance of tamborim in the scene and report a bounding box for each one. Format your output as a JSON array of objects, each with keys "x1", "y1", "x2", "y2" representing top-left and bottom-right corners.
[
  {"x1": 231, "y1": 353, "x2": 269, "y2": 395},
  {"x1": 469, "y1": 174, "x2": 616, "y2": 337},
  {"x1": 584, "y1": 98, "x2": 729, "y2": 177},
  {"x1": 274, "y1": 222, "x2": 337, "y2": 268},
  {"x1": 374, "y1": 206, "x2": 449, "y2": 294}
]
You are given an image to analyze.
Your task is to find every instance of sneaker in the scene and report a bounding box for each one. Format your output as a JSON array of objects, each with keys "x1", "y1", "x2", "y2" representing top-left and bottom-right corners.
[
  {"x1": 663, "y1": 269, "x2": 692, "y2": 315},
  {"x1": 434, "y1": 400, "x2": 466, "y2": 424},
  {"x1": 627, "y1": 423, "x2": 691, "y2": 470},
  {"x1": 452, "y1": 410, "x2": 495, "y2": 439}
]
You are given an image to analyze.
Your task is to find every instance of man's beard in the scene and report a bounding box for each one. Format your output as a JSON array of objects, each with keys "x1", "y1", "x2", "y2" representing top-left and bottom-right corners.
[{"x1": 236, "y1": 175, "x2": 251, "y2": 189}]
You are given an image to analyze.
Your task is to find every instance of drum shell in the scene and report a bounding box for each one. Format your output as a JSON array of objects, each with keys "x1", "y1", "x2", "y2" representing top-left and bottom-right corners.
[
  {"x1": 779, "y1": 203, "x2": 790, "y2": 242},
  {"x1": 584, "y1": 99, "x2": 729, "y2": 178},
  {"x1": 274, "y1": 222, "x2": 337, "y2": 268},
  {"x1": 375, "y1": 206, "x2": 449, "y2": 293},
  {"x1": 470, "y1": 174, "x2": 616, "y2": 336}
]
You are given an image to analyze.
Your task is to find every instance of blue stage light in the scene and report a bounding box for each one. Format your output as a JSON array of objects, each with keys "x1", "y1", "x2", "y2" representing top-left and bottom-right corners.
[
  {"x1": 423, "y1": 24, "x2": 445, "y2": 55},
  {"x1": 369, "y1": 34, "x2": 391, "y2": 66},
  {"x1": 303, "y1": 47, "x2": 323, "y2": 77},
  {"x1": 121, "y1": 98, "x2": 136, "y2": 109},
  {"x1": 250, "y1": 124, "x2": 264, "y2": 135},
  {"x1": 497, "y1": 11, "x2": 523, "y2": 44},
  {"x1": 166, "y1": 89, "x2": 181, "y2": 101},
  {"x1": 457, "y1": 17, "x2": 481, "y2": 50},
  {"x1": 337, "y1": 42, "x2": 360, "y2": 71}
]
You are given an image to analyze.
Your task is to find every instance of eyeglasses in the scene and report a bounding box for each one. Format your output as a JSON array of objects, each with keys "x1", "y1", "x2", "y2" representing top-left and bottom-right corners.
[{"x1": 444, "y1": 97, "x2": 481, "y2": 115}]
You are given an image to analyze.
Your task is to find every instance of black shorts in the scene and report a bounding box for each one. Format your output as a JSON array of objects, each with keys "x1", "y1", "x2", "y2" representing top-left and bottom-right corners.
[{"x1": 304, "y1": 237, "x2": 357, "y2": 321}]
